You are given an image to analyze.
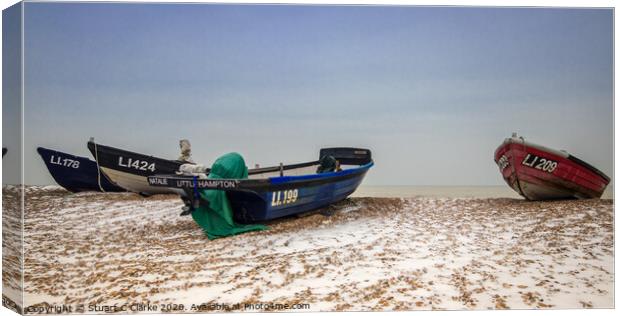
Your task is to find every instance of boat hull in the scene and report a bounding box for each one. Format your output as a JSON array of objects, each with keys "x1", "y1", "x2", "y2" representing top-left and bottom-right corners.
[
  {"x1": 494, "y1": 137, "x2": 610, "y2": 200},
  {"x1": 87, "y1": 141, "x2": 184, "y2": 195},
  {"x1": 148, "y1": 161, "x2": 373, "y2": 222},
  {"x1": 37, "y1": 147, "x2": 125, "y2": 193},
  {"x1": 230, "y1": 165, "x2": 371, "y2": 222}
]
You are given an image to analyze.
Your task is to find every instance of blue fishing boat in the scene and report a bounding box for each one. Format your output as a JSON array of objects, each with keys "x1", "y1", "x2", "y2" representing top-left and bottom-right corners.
[
  {"x1": 37, "y1": 147, "x2": 125, "y2": 193},
  {"x1": 147, "y1": 148, "x2": 373, "y2": 222}
]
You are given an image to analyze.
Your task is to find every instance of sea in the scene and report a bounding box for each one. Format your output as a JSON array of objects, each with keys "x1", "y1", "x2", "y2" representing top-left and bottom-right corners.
[{"x1": 351, "y1": 185, "x2": 614, "y2": 199}]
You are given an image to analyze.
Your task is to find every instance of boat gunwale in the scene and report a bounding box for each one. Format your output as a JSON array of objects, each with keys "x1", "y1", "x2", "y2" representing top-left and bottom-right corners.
[
  {"x1": 269, "y1": 161, "x2": 374, "y2": 184},
  {"x1": 249, "y1": 160, "x2": 319, "y2": 175},
  {"x1": 87, "y1": 141, "x2": 186, "y2": 166},
  {"x1": 148, "y1": 161, "x2": 373, "y2": 192}
]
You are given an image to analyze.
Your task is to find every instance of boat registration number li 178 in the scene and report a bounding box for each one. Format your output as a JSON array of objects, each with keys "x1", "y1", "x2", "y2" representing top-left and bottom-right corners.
[
  {"x1": 271, "y1": 189, "x2": 299, "y2": 207},
  {"x1": 118, "y1": 157, "x2": 156, "y2": 172},
  {"x1": 50, "y1": 156, "x2": 80, "y2": 169},
  {"x1": 522, "y1": 154, "x2": 558, "y2": 173}
]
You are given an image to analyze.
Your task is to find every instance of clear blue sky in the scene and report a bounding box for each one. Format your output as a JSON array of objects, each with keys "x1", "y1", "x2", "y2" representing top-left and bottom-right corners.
[{"x1": 4, "y1": 3, "x2": 613, "y2": 185}]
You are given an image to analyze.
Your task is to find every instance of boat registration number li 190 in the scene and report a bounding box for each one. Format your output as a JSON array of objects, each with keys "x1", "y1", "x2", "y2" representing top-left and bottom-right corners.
[
  {"x1": 521, "y1": 154, "x2": 558, "y2": 173},
  {"x1": 118, "y1": 157, "x2": 156, "y2": 172}
]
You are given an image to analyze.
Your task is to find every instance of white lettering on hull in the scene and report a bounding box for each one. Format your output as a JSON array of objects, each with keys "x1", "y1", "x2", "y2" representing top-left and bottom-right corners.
[
  {"x1": 271, "y1": 189, "x2": 299, "y2": 207},
  {"x1": 522, "y1": 154, "x2": 558, "y2": 173},
  {"x1": 118, "y1": 156, "x2": 156, "y2": 172},
  {"x1": 50, "y1": 155, "x2": 80, "y2": 169}
]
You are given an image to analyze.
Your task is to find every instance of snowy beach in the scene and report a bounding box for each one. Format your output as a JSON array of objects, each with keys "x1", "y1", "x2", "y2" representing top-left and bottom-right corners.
[{"x1": 2, "y1": 186, "x2": 614, "y2": 312}]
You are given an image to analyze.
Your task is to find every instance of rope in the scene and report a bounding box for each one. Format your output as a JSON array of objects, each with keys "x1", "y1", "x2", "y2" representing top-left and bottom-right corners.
[{"x1": 93, "y1": 141, "x2": 106, "y2": 192}]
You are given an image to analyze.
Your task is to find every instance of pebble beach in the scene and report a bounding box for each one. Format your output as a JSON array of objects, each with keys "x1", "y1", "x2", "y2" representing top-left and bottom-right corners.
[{"x1": 2, "y1": 185, "x2": 614, "y2": 312}]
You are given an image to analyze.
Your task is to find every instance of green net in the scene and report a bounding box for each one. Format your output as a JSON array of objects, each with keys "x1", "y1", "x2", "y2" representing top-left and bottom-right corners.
[{"x1": 191, "y1": 152, "x2": 268, "y2": 240}]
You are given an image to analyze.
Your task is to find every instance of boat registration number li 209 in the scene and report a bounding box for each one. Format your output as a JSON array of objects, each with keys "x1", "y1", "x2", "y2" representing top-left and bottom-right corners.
[
  {"x1": 521, "y1": 154, "x2": 558, "y2": 173},
  {"x1": 496, "y1": 154, "x2": 558, "y2": 174}
]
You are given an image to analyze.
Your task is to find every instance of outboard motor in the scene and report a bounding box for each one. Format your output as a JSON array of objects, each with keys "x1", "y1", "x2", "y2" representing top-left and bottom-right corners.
[{"x1": 317, "y1": 155, "x2": 338, "y2": 173}]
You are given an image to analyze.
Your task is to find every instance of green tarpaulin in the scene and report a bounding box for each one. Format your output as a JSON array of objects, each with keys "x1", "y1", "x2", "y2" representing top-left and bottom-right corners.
[{"x1": 191, "y1": 152, "x2": 267, "y2": 240}]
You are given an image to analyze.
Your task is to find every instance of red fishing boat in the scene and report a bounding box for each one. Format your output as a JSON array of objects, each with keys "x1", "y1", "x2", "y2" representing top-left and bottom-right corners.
[{"x1": 494, "y1": 133, "x2": 610, "y2": 200}]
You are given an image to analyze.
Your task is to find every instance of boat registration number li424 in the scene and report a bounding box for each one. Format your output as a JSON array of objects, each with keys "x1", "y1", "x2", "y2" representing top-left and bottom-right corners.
[
  {"x1": 50, "y1": 155, "x2": 80, "y2": 169},
  {"x1": 271, "y1": 189, "x2": 299, "y2": 207},
  {"x1": 522, "y1": 154, "x2": 558, "y2": 173},
  {"x1": 118, "y1": 157, "x2": 156, "y2": 172}
]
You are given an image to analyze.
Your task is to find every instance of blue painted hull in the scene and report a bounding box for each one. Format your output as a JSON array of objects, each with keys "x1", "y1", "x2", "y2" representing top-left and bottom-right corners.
[
  {"x1": 37, "y1": 147, "x2": 125, "y2": 193},
  {"x1": 228, "y1": 163, "x2": 372, "y2": 222}
]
